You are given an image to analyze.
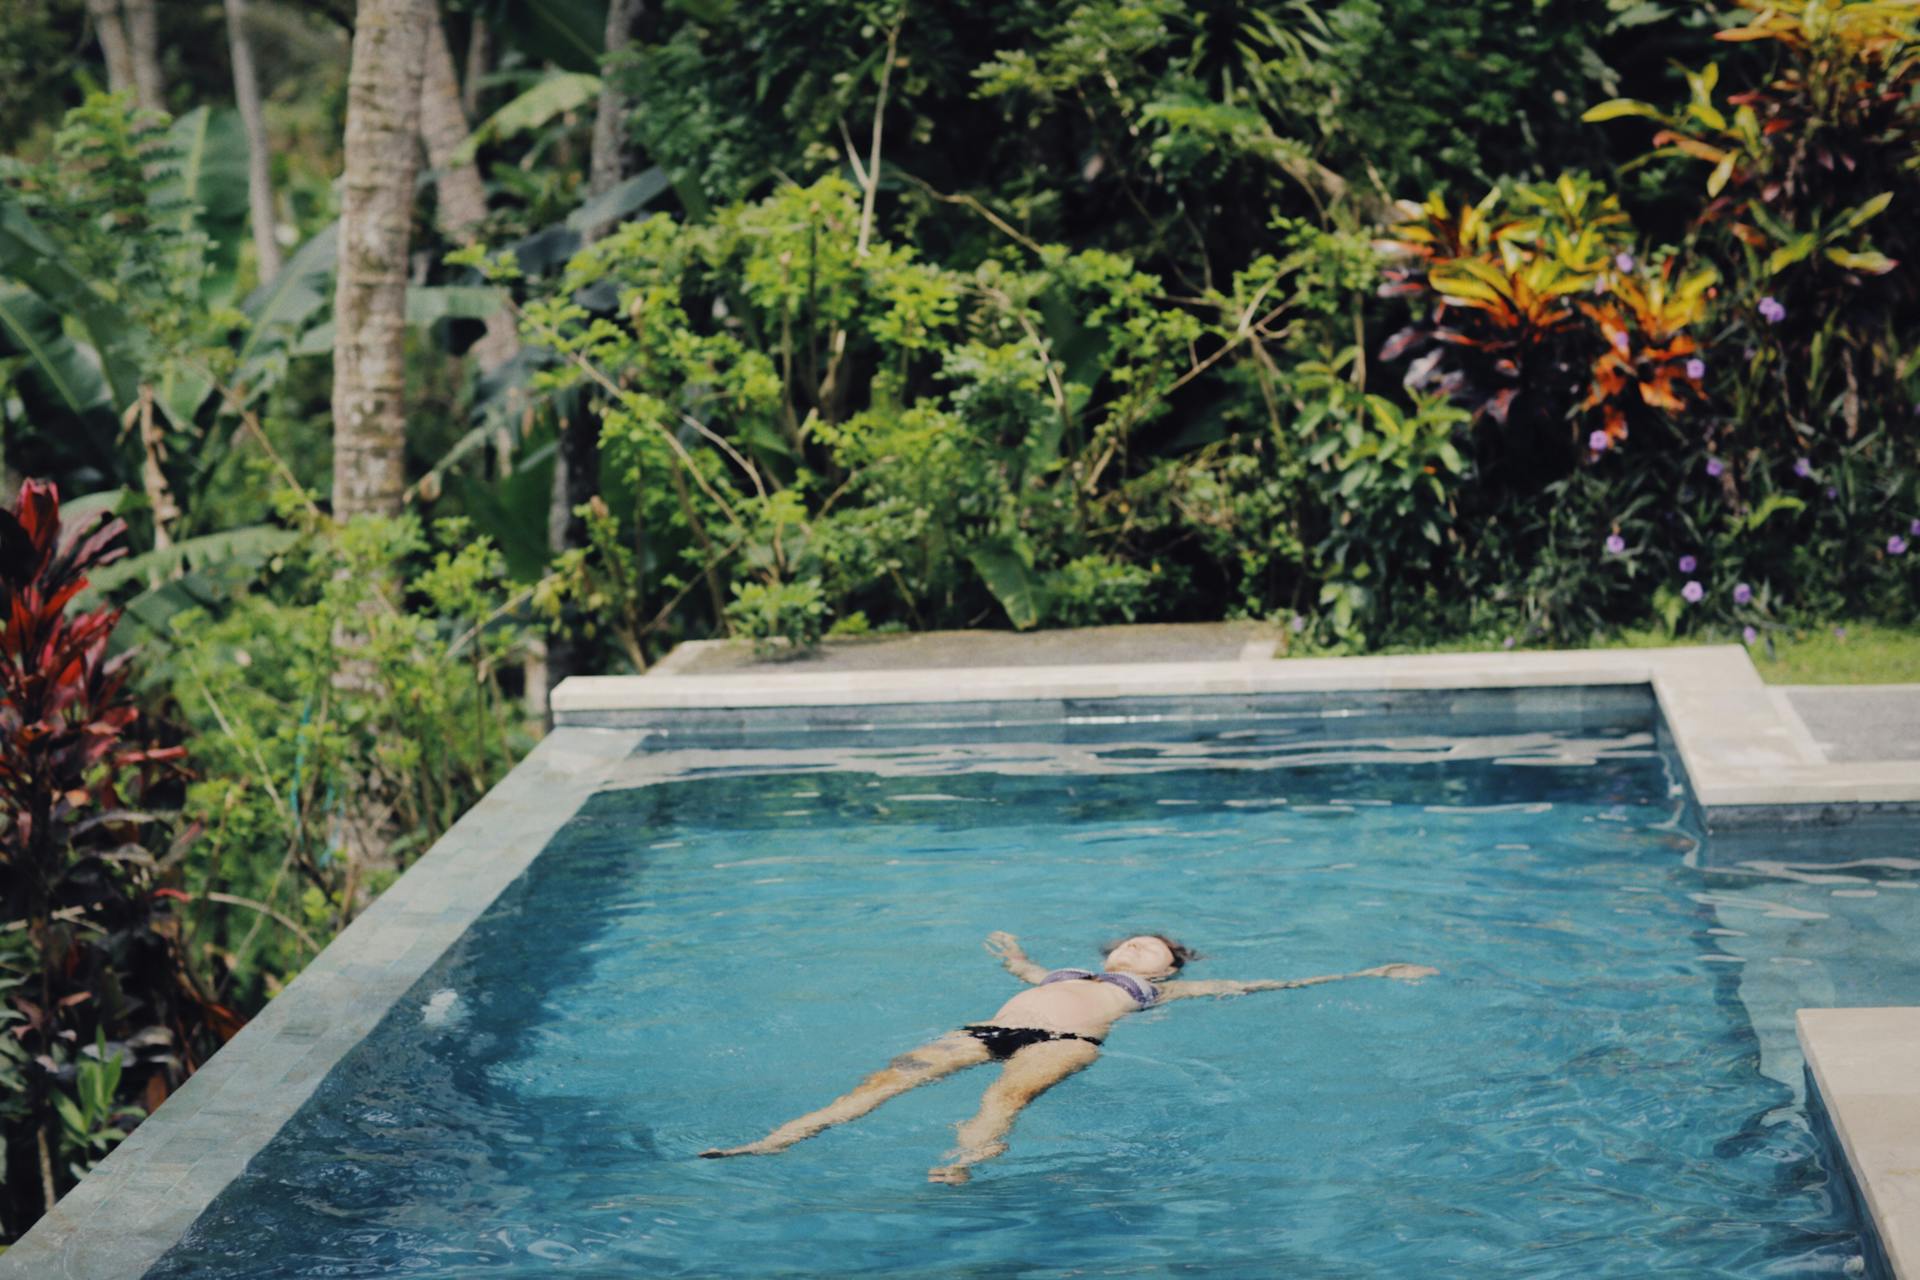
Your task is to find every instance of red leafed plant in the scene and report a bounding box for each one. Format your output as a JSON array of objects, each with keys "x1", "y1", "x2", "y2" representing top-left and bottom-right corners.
[
  {"x1": 0, "y1": 479, "x2": 232, "y2": 1232},
  {"x1": 0, "y1": 480, "x2": 147, "y2": 877}
]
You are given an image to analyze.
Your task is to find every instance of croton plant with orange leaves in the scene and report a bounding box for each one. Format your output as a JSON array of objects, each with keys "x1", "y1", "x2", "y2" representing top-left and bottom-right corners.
[
  {"x1": 1373, "y1": 173, "x2": 1718, "y2": 477},
  {"x1": 1581, "y1": 0, "x2": 1915, "y2": 289},
  {"x1": 1574, "y1": 258, "x2": 1718, "y2": 450}
]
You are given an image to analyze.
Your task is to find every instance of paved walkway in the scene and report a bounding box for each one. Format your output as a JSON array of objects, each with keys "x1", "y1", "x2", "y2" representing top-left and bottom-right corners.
[
  {"x1": 1782, "y1": 685, "x2": 1920, "y2": 764},
  {"x1": 654, "y1": 623, "x2": 1920, "y2": 767}
]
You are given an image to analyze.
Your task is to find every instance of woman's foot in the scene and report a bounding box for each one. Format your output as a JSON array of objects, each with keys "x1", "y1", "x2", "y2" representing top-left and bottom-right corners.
[
  {"x1": 1362, "y1": 963, "x2": 1438, "y2": 981},
  {"x1": 928, "y1": 1138, "x2": 1004, "y2": 1183},
  {"x1": 699, "y1": 1138, "x2": 787, "y2": 1158}
]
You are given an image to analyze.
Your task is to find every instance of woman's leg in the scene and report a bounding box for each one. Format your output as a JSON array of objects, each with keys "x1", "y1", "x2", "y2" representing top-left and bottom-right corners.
[
  {"x1": 701, "y1": 1031, "x2": 991, "y2": 1157},
  {"x1": 928, "y1": 1037, "x2": 1100, "y2": 1183}
]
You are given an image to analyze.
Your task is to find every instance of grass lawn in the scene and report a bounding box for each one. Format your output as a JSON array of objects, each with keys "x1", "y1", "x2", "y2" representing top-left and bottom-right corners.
[{"x1": 1704, "y1": 621, "x2": 1912, "y2": 687}]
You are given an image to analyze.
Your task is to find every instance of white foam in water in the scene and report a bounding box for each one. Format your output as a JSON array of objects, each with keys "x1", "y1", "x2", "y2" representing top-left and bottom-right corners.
[{"x1": 420, "y1": 988, "x2": 466, "y2": 1028}]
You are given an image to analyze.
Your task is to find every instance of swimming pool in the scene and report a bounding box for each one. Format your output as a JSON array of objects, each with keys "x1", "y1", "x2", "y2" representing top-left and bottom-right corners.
[{"x1": 130, "y1": 689, "x2": 1913, "y2": 1277}]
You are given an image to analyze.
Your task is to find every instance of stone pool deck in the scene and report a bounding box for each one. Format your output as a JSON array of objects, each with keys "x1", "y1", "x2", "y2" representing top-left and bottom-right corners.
[
  {"x1": 5, "y1": 631, "x2": 1914, "y2": 1278},
  {"x1": 651, "y1": 623, "x2": 1920, "y2": 772}
]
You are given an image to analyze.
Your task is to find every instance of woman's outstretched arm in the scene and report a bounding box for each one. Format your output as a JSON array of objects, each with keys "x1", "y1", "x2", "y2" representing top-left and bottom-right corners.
[
  {"x1": 1157, "y1": 963, "x2": 1437, "y2": 1002},
  {"x1": 982, "y1": 931, "x2": 1051, "y2": 984}
]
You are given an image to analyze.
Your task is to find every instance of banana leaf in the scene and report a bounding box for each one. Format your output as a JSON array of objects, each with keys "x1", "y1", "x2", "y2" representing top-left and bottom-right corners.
[
  {"x1": 451, "y1": 71, "x2": 602, "y2": 166},
  {"x1": 479, "y1": 0, "x2": 608, "y2": 74},
  {"x1": 79, "y1": 524, "x2": 299, "y2": 599},
  {"x1": 565, "y1": 167, "x2": 671, "y2": 234},
  {"x1": 0, "y1": 286, "x2": 112, "y2": 419},
  {"x1": 232, "y1": 222, "x2": 339, "y2": 397},
  {"x1": 0, "y1": 285, "x2": 123, "y2": 480},
  {"x1": 157, "y1": 106, "x2": 251, "y2": 300},
  {"x1": 0, "y1": 196, "x2": 142, "y2": 409},
  {"x1": 968, "y1": 539, "x2": 1049, "y2": 631}
]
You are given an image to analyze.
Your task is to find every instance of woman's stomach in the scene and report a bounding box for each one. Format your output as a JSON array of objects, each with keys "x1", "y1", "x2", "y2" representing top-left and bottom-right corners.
[{"x1": 984, "y1": 981, "x2": 1131, "y2": 1036}]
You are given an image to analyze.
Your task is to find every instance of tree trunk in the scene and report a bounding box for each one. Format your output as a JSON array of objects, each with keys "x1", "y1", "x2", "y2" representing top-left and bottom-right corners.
[
  {"x1": 85, "y1": 0, "x2": 138, "y2": 102},
  {"x1": 546, "y1": 0, "x2": 641, "y2": 705},
  {"x1": 224, "y1": 0, "x2": 283, "y2": 281},
  {"x1": 331, "y1": 0, "x2": 431, "y2": 519},
  {"x1": 419, "y1": 9, "x2": 519, "y2": 383},
  {"x1": 586, "y1": 0, "x2": 643, "y2": 221},
  {"x1": 461, "y1": 14, "x2": 490, "y2": 120},
  {"x1": 123, "y1": 0, "x2": 165, "y2": 113},
  {"x1": 420, "y1": 3, "x2": 542, "y2": 715}
]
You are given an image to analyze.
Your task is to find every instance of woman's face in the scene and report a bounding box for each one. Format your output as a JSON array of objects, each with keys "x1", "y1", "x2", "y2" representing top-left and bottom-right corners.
[{"x1": 1105, "y1": 935, "x2": 1177, "y2": 977}]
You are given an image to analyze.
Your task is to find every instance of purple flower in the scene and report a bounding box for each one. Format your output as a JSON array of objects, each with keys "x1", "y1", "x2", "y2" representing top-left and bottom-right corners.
[
  {"x1": 1834, "y1": 626, "x2": 1847, "y2": 639},
  {"x1": 1615, "y1": 252, "x2": 1635, "y2": 273},
  {"x1": 1681, "y1": 580, "x2": 1704, "y2": 603},
  {"x1": 1909, "y1": 518, "x2": 1920, "y2": 536},
  {"x1": 1590, "y1": 430, "x2": 1612, "y2": 453},
  {"x1": 1825, "y1": 485, "x2": 1839, "y2": 500},
  {"x1": 1685, "y1": 358, "x2": 1706, "y2": 380},
  {"x1": 1733, "y1": 582, "x2": 1752, "y2": 605},
  {"x1": 1706, "y1": 457, "x2": 1725, "y2": 478},
  {"x1": 1892, "y1": 535, "x2": 1911, "y2": 556},
  {"x1": 1742, "y1": 625, "x2": 1758, "y2": 644},
  {"x1": 1290, "y1": 614, "x2": 1307, "y2": 633},
  {"x1": 1759, "y1": 296, "x2": 1786, "y2": 324},
  {"x1": 1502, "y1": 636, "x2": 1516, "y2": 650},
  {"x1": 1678, "y1": 554, "x2": 1698, "y2": 573},
  {"x1": 1611, "y1": 331, "x2": 1631, "y2": 353},
  {"x1": 1605, "y1": 533, "x2": 1626, "y2": 555},
  {"x1": 1793, "y1": 457, "x2": 1813, "y2": 478},
  {"x1": 1592, "y1": 277, "x2": 1609, "y2": 295},
  {"x1": 1743, "y1": 345, "x2": 1757, "y2": 360}
]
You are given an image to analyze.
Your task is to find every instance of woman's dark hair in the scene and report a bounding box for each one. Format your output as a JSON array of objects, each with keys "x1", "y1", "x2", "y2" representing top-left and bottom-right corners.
[{"x1": 1102, "y1": 933, "x2": 1201, "y2": 970}]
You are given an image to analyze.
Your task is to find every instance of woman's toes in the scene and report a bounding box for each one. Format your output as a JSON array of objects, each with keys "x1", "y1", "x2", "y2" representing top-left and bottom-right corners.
[{"x1": 927, "y1": 1164, "x2": 972, "y2": 1185}]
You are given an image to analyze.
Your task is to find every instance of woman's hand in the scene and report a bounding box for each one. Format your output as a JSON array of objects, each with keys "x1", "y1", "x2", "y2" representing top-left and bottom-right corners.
[
  {"x1": 983, "y1": 931, "x2": 1027, "y2": 965},
  {"x1": 984, "y1": 931, "x2": 1048, "y2": 983}
]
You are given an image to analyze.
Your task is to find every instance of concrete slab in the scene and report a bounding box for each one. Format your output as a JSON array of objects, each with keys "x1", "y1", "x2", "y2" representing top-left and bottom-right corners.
[
  {"x1": 1800, "y1": 1008, "x2": 1920, "y2": 1279},
  {"x1": 1784, "y1": 685, "x2": 1920, "y2": 764},
  {"x1": 665, "y1": 621, "x2": 1280, "y2": 674}
]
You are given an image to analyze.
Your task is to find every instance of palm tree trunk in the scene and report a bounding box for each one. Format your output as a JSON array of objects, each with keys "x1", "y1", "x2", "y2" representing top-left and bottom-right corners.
[
  {"x1": 461, "y1": 14, "x2": 490, "y2": 119},
  {"x1": 546, "y1": 0, "x2": 641, "y2": 705},
  {"x1": 123, "y1": 0, "x2": 165, "y2": 112},
  {"x1": 419, "y1": 8, "x2": 519, "y2": 385},
  {"x1": 84, "y1": 0, "x2": 138, "y2": 102},
  {"x1": 331, "y1": 0, "x2": 431, "y2": 519},
  {"x1": 224, "y1": 0, "x2": 283, "y2": 281},
  {"x1": 586, "y1": 0, "x2": 644, "y2": 224}
]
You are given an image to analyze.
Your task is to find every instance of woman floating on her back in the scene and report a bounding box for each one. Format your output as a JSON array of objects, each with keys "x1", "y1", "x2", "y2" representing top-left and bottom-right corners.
[{"x1": 701, "y1": 931, "x2": 1437, "y2": 1183}]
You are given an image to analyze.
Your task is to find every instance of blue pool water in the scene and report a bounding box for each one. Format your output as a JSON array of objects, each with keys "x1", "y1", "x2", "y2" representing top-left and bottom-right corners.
[{"x1": 148, "y1": 708, "x2": 1919, "y2": 1277}]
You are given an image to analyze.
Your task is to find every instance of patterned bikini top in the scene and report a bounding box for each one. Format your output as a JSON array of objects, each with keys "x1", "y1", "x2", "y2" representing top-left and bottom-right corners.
[{"x1": 1039, "y1": 967, "x2": 1158, "y2": 1007}]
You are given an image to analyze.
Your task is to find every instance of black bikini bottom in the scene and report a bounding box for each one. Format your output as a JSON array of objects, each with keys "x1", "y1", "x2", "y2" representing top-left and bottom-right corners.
[{"x1": 961, "y1": 1024, "x2": 1103, "y2": 1062}]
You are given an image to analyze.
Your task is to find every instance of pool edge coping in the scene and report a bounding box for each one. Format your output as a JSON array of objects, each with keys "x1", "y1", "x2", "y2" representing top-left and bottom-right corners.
[
  {"x1": 552, "y1": 645, "x2": 1920, "y2": 813},
  {"x1": 1799, "y1": 1008, "x2": 1920, "y2": 1280},
  {"x1": 6, "y1": 644, "x2": 1911, "y2": 1277}
]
